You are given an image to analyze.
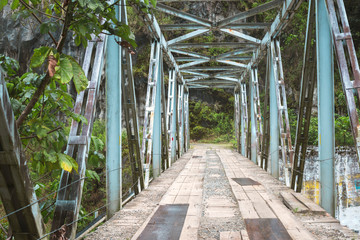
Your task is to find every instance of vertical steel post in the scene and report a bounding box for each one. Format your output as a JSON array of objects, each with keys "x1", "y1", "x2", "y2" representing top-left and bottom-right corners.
[
  {"x1": 167, "y1": 70, "x2": 178, "y2": 164},
  {"x1": 184, "y1": 90, "x2": 190, "y2": 151},
  {"x1": 152, "y1": 49, "x2": 163, "y2": 178},
  {"x1": 178, "y1": 84, "x2": 185, "y2": 155},
  {"x1": 240, "y1": 83, "x2": 246, "y2": 156},
  {"x1": 316, "y1": 0, "x2": 335, "y2": 216},
  {"x1": 234, "y1": 91, "x2": 241, "y2": 152},
  {"x1": 269, "y1": 44, "x2": 279, "y2": 179},
  {"x1": 106, "y1": 4, "x2": 122, "y2": 218},
  {"x1": 250, "y1": 71, "x2": 257, "y2": 164}
]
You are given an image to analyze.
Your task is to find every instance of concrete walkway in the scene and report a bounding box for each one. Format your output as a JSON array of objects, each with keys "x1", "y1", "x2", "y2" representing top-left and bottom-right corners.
[{"x1": 86, "y1": 144, "x2": 359, "y2": 240}]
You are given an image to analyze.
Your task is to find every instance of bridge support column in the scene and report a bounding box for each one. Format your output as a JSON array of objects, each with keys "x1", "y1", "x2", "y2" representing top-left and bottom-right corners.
[
  {"x1": 240, "y1": 83, "x2": 247, "y2": 156},
  {"x1": 250, "y1": 70, "x2": 257, "y2": 164},
  {"x1": 178, "y1": 84, "x2": 185, "y2": 155},
  {"x1": 106, "y1": 5, "x2": 122, "y2": 218},
  {"x1": 152, "y1": 49, "x2": 163, "y2": 179},
  {"x1": 316, "y1": 0, "x2": 335, "y2": 216},
  {"x1": 234, "y1": 92, "x2": 241, "y2": 152},
  {"x1": 184, "y1": 90, "x2": 190, "y2": 151},
  {"x1": 167, "y1": 70, "x2": 177, "y2": 164},
  {"x1": 269, "y1": 44, "x2": 279, "y2": 179}
]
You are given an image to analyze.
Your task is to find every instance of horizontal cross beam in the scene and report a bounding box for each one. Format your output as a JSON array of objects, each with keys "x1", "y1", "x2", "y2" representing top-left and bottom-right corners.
[
  {"x1": 220, "y1": 29, "x2": 261, "y2": 44},
  {"x1": 175, "y1": 56, "x2": 252, "y2": 61},
  {"x1": 216, "y1": 48, "x2": 255, "y2": 59},
  {"x1": 217, "y1": 0, "x2": 283, "y2": 27},
  {"x1": 179, "y1": 60, "x2": 209, "y2": 69},
  {"x1": 182, "y1": 66, "x2": 240, "y2": 71},
  {"x1": 168, "y1": 29, "x2": 209, "y2": 45},
  {"x1": 170, "y1": 42, "x2": 258, "y2": 49},
  {"x1": 160, "y1": 23, "x2": 271, "y2": 31},
  {"x1": 170, "y1": 49, "x2": 210, "y2": 59},
  {"x1": 156, "y1": 3, "x2": 212, "y2": 27}
]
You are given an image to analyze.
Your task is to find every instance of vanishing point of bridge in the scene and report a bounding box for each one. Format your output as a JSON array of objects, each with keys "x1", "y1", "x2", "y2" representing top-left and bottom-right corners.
[{"x1": 0, "y1": 0, "x2": 359, "y2": 239}]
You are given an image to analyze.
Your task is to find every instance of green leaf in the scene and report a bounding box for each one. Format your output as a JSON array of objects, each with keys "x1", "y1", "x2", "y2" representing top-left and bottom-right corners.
[
  {"x1": 30, "y1": 46, "x2": 51, "y2": 68},
  {"x1": 69, "y1": 57, "x2": 88, "y2": 93},
  {"x1": 10, "y1": 0, "x2": 19, "y2": 9},
  {"x1": 57, "y1": 153, "x2": 78, "y2": 173},
  {"x1": 86, "y1": 169, "x2": 100, "y2": 182},
  {"x1": 71, "y1": 112, "x2": 88, "y2": 125},
  {"x1": 150, "y1": 0, "x2": 156, "y2": 8},
  {"x1": 87, "y1": 0, "x2": 104, "y2": 11},
  {"x1": 53, "y1": 56, "x2": 73, "y2": 84},
  {"x1": 74, "y1": 35, "x2": 81, "y2": 46},
  {"x1": 78, "y1": 0, "x2": 86, "y2": 7},
  {"x1": 21, "y1": 72, "x2": 38, "y2": 85},
  {"x1": 91, "y1": 136, "x2": 104, "y2": 151},
  {"x1": 0, "y1": 0, "x2": 8, "y2": 11},
  {"x1": 43, "y1": 151, "x2": 57, "y2": 163},
  {"x1": 36, "y1": 125, "x2": 50, "y2": 139}
]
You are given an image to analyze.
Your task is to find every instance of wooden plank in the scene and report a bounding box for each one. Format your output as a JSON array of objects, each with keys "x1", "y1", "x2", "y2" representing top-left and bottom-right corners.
[
  {"x1": 220, "y1": 231, "x2": 242, "y2": 240},
  {"x1": 287, "y1": 229, "x2": 315, "y2": 240},
  {"x1": 261, "y1": 197, "x2": 306, "y2": 231},
  {"x1": 240, "y1": 230, "x2": 250, "y2": 240},
  {"x1": 280, "y1": 191, "x2": 309, "y2": 213},
  {"x1": 252, "y1": 201, "x2": 277, "y2": 218},
  {"x1": 238, "y1": 200, "x2": 259, "y2": 219},
  {"x1": 292, "y1": 192, "x2": 326, "y2": 215},
  {"x1": 303, "y1": 217, "x2": 340, "y2": 224}
]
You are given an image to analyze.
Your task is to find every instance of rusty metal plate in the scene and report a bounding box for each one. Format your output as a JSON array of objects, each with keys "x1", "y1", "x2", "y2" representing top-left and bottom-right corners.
[
  {"x1": 137, "y1": 204, "x2": 189, "y2": 240},
  {"x1": 232, "y1": 178, "x2": 261, "y2": 186},
  {"x1": 244, "y1": 218, "x2": 292, "y2": 240}
]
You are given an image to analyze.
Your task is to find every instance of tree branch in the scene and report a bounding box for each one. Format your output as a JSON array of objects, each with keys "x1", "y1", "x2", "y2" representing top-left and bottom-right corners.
[
  {"x1": 16, "y1": 2, "x2": 76, "y2": 128},
  {"x1": 20, "y1": 126, "x2": 63, "y2": 140},
  {"x1": 19, "y1": 0, "x2": 58, "y2": 46}
]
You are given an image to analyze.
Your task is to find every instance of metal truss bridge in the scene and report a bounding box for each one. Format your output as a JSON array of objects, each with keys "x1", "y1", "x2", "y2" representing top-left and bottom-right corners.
[{"x1": 0, "y1": 0, "x2": 359, "y2": 239}]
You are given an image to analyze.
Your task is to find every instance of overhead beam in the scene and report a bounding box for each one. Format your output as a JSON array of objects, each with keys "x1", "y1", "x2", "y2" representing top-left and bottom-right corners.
[
  {"x1": 186, "y1": 76, "x2": 211, "y2": 82},
  {"x1": 179, "y1": 60, "x2": 209, "y2": 69},
  {"x1": 170, "y1": 49, "x2": 210, "y2": 59},
  {"x1": 182, "y1": 66, "x2": 240, "y2": 71},
  {"x1": 159, "y1": 0, "x2": 244, "y2": 2},
  {"x1": 187, "y1": 84, "x2": 210, "y2": 88},
  {"x1": 170, "y1": 42, "x2": 258, "y2": 49},
  {"x1": 156, "y1": 3, "x2": 212, "y2": 27},
  {"x1": 168, "y1": 29, "x2": 209, "y2": 46},
  {"x1": 214, "y1": 70, "x2": 244, "y2": 77},
  {"x1": 160, "y1": 23, "x2": 271, "y2": 31},
  {"x1": 217, "y1": 0, "x2": 283, "y2": 27},
  {"x1": 220, "y1": 29, "x2": 261, "y2": 44},
  {"x1": 181, "y1": 70, "x2": 210, "y2": 76},
  {"x1": 186, "y1": 79, "x2": 238, "y2": 84},
  {"x1": 216, "y1": 48, "x2": 255, "y2": 59},
  {"x1": 216, "y1": 59, "x2": 248, "y2": 68},
  {"x1": 176, "y1": 56, "x2": 252, "y2": 61},
  {"x1": 215, "y1": 76, "x2": 239, "y2": 82}
]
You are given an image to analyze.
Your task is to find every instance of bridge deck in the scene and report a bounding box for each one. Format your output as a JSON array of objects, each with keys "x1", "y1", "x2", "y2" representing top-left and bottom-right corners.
[{"x1": 86, "y1": 144, "x2": 359, "y2": 240}]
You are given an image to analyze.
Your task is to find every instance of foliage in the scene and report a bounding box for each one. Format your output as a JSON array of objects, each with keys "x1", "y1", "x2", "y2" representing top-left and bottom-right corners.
[
  {"x1": 1, "y1": 54, "x2": 84, "y2": 173},
  {"x1": 189, "y1": 88, "x2": 234, "y2": 142},
  {"x1": 334, "y1": 115, "x2": 353, "y2": 146}
]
